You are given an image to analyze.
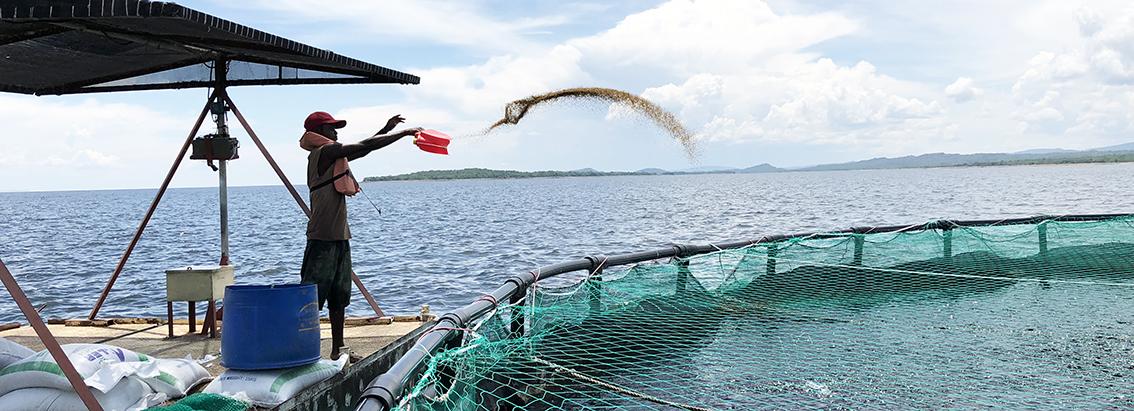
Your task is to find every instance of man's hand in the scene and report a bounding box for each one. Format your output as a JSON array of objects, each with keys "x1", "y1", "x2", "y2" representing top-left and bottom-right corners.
[
  {"x1": 402, "y1": 127, "x2": 424, "y2": 140},
  {"x1": 377, "y1": 115, "x2": 406, "y2": 135},
  {"x1": 386, "y1": 114, "x2": 406, "y2": 129}
]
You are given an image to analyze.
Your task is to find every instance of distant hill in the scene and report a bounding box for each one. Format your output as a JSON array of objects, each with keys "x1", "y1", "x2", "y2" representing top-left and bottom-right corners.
[
  {"x1": 362, "y1": 168, "x2": 639, "y2": 182},
  {"x1": 1093, "y1": 142, "x2": 1134, "y2": 152},
  {"x1": 365, "y1": 143, "x2": 1134, "y2": 181},
  {"x1": 798, "y1": 150, "x2": 1134, "y2": 171},
  {"x1": 1014, "y1": 148, "x2": 1077, "y2": 154},
  {"x1": 365, "y1": 166, "x2": 767, "y2": 182},
  {"x1": 741, "y1": 163, "x2": 782, "y2": 173}
]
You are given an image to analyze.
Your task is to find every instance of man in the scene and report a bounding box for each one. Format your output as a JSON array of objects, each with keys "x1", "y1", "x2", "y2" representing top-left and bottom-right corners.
[{"x1": 299, "y1": 111, "x2": 421, "y2": 361}]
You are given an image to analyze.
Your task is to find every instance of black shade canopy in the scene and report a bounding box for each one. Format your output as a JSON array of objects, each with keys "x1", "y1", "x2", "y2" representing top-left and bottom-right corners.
[{"x1": 0, "y1": 0, "x2": 420, "y2": 95}]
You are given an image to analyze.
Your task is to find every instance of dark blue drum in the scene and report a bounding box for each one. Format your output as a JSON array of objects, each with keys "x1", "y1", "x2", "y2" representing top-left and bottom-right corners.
[{"x1": 220, "y1": 284, "x2": 321, "y2": 370}]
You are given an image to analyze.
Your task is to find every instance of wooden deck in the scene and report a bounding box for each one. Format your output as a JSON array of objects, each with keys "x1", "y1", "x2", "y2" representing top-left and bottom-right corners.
[
  {"x1": 2, "y1": 319, "x2": 427, "y2": 376},
  {"x1": 0, "y1": 318, "x2": 435, "y2": 409}
]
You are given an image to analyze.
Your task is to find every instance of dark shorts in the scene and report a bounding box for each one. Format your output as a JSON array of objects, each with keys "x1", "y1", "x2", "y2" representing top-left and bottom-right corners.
[{"x1": 300, "y1": 239, "x2": 352, "y2": 310}]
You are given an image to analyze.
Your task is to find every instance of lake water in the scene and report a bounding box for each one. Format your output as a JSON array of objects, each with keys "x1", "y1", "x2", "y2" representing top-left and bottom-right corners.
[{"x1": 1, "y1": 163, "x2": 1133, "y2": 322}]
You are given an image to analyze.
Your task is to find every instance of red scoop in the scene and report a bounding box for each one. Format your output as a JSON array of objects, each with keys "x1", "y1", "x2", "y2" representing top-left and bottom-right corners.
[{"x1": 415, "y1": 129, "x2": 451, "y2": 155}]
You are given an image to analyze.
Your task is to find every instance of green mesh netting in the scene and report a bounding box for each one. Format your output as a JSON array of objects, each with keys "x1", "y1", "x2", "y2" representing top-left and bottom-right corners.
[
  {"x1": 401, "y1": 217, "x2": 1134, "y2": 410},
  {"x1": 146, "y1": 393, "x2": 249, "y2": 411}
]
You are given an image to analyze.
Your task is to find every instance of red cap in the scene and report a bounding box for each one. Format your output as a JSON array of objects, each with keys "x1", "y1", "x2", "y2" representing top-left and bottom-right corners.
[{"x1": 304, "y1": 111, "x2": 347, "y2": 131}]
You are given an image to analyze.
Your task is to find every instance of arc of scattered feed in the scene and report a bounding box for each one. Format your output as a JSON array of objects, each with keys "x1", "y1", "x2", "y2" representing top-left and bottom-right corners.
[{"x1": 487, "y1": 87, "x2": 697, "y2": 158}]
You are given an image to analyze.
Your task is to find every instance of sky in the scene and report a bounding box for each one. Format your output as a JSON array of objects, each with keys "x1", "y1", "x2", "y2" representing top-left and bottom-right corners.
[{"x1": 3, "y1": 0, "x2": 1134, "y2": 191}]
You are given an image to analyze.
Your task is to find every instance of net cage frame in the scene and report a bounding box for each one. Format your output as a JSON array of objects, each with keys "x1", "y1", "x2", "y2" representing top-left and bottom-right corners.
[{"x1": 356, "y1": 212, "x2": 1134, "y2": 410}]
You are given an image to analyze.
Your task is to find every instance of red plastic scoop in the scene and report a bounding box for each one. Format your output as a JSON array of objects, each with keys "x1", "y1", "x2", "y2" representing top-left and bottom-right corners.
[{"x1": 415, "y1": 129, "x2": 451, "y2": 155}]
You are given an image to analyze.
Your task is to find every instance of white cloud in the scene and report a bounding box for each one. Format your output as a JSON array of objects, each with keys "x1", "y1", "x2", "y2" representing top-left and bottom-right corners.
[
  {"x1": 1075, "y1": 7, "x2": 1104, "y2": 36},
  {"x1": 944, "y1": 77, "x2": 983, "y2": 102},
  {"x1": 760, "y1": 61, "x2": 939, "y2": 131},
  {"x1": 376, "y1": 0, "x2": 942, "y2": 153},
  {"x1": 0, "y1": 96, "x2": 186, "y2": 191},
  {"x1": 571, "y1": 0, "x2": 857, "y2": 75},
  {"x1": 1010, "y1": 5, "x2": 1134, "y2": 140},
  {"x1": 0, "y1": 97, "x2": 177, "y2": 165},
  {"x1": 407, "y1": 45, "x2": 590, "y2": 120},
  {"x1": 635, "y1": 57, "x2": 941, "y2": 146},
  {"x1": 246, "y1": 0, "x2": 567, "y2": 53}
]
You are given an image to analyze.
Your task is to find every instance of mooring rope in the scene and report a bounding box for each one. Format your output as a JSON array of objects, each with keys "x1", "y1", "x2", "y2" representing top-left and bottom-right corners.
[
  {"x1": 531, "y1": 356, "x2": 715, "y2": 411},
  {"x1": 475, "y1": 294, "x2": 499, "y2": 308},
  {"x1": 589, "y1": 256, "x2": 609, "y2": 277}
]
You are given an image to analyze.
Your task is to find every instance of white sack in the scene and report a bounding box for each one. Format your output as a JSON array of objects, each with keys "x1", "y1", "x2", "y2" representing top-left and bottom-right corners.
[
  {"x1": 0, "y1": 337, "x2": 36, "y2": 369},
  {"x1": 142, "y1": 358, "x2": 210, "y2": 398},
  {"x1": 203, "y1": 357, "x2": 346, "y2": 408},
  {"x1": 0, "y1": 375, "x2": 159, "y2": 411},
  {"x1": 0, "y1": 344, "x2": 157, "y2": 396}
]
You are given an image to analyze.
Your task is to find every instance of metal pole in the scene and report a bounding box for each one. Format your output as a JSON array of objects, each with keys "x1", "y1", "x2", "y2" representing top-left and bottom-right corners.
[
  {"x1": 2, "y1": 259, "x2": 104, "y2": 411},
  {"x1": 218, "y1": 160, "x2": 230, "y2": 264},
  {"x1": 224, "y1": 96, "x2": 385, "y2": 318},
  {"x1": 215, "y1": 60, "x2": 231, "y2": 266},
  {"x1": 88, "y1": 92, "x2": 215, "y2": 320}
]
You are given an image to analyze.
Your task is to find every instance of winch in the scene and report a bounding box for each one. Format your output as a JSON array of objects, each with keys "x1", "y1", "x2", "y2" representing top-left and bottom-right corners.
[{"x1": 190, "y1": 133, "x2": 239, "y2": 171}]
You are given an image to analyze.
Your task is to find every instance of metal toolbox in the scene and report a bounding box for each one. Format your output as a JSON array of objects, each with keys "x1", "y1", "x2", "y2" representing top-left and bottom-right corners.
[{"x1": 165, "y1": 265, "x2": 234, "y2": 301}]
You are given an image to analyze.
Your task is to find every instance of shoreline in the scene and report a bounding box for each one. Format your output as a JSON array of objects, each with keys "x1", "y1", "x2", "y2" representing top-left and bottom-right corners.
[{"x1": 363, "y1": 159, "x2": 1134, "y2": 182}]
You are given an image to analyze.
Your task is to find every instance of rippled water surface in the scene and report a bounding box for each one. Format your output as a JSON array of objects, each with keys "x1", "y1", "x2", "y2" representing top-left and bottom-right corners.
[{"x1": 1, "y1": 163, "x2": 1133, "y2": 322}]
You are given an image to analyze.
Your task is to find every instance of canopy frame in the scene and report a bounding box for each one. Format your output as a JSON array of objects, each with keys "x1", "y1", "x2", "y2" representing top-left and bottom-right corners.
[{"x1": 0, "y1": 0, "x2": 420, "y2": 95}]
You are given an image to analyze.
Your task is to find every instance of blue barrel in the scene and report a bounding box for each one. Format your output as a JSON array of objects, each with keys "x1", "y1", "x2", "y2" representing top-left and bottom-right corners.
[{"x1": 221, "y1": 284, "x2": 321, "y2": 370}]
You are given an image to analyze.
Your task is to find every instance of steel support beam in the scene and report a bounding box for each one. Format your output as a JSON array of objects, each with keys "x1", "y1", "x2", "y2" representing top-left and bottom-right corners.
[
  {"x1": 88, "y1": 92, "x2": 215, "y2": 320},
  {"x1": 2, "y1": 259, "x2": 103, "y2": 411}
]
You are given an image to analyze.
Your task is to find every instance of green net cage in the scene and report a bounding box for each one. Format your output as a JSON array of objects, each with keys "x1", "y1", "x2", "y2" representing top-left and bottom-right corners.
[{"x1": 394, "y1": 216, "x2": 1134, "y2": 410}]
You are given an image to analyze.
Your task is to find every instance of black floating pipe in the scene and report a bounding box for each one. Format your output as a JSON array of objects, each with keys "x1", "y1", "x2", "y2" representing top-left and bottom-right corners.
[{"x1": 355, "y1": 212, "x2": 1134, "y2": 411}]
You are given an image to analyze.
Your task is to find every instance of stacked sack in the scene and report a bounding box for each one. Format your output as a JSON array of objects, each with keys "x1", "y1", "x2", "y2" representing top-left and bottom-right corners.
[
  {"x1": 0, "y1": 337, "x2": 35, "y2": 368},
  {"x1": 0, "y1": 340, "x2": 210, "y2": 411},
  {"x1": 203, "y1": 356, "x2": 346, "y2": 408}
]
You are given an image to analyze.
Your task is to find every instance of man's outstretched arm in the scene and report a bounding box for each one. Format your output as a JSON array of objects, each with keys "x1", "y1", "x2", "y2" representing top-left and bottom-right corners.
[
  {"x1": 346, "y1": 127, "x2": 422, "y2": 161},
  {"x1": 318, "y1": 127, "x2": 422, "y2": 173}
]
